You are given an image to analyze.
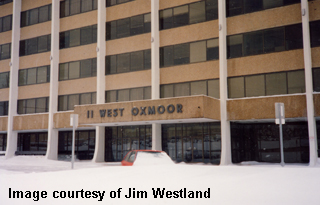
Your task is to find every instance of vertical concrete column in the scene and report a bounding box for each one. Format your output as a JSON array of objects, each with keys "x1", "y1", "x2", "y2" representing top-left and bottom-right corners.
[
  {"x1": 218, "y1": 0, "x2": 232, "y2": 165},
  {"x1": 46, "y1": 0, "x2": 60, "y2": 160},
  {"x1": 151, "y1": 0, "x2": 161, "y2": 150},
  {"x1": 5, "y1": 0, "x2": 21, "y2": 159},
  {"x1": 301, "y1": 0, "x2": 318, "y2": 166},
  {"x1": 93, "y1": 0, "x2": 106, "y2": 162}
]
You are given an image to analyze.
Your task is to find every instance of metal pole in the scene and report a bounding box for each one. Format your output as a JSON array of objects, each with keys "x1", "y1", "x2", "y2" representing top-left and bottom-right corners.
[
  {"x1": 71, "y1": 116, "x2": 76, "y2": 169},
  {"x1": 278, "y1": 104, "x2": 285, "y2": 167}
]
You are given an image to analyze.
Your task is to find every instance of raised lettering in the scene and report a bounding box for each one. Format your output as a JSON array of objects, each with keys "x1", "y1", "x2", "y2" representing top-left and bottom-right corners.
[
  {"x1": 140, "y1": 107, "x2": 146, "y2": 115},
  {"x1": 157, "y1": 105, "x2": 165, "y2": 114},
  {"x1": 167, "y1": 104, "x2": 175, "y2": 113},
  {"x1": 177, "y1": 104, "x2": 183, "y2": 113},
  {"x1": 119, "y1": 108, "x2": 124, "y2": 116},
  {"x1": 107, "y1": 109, "x2": 112, "y2": 117},
  {"x1": 132, "y1": 107, "x2": 139, "y2": 116},
  {"x1": 148, "y1": 106, "x2": 155, "y2": 115},
  {"x1": 99, "y1": 110, "x2": 106, "y2": 117},
  {"x1": 113, "y1": 109, "x2": 118, "y2": 117}
]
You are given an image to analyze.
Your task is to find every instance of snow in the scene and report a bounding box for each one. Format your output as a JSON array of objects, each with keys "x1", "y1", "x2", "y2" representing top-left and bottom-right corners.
[
  {"x1": 133, "y1": 151, "x2": 175, "y2": 166},
  {"x1": 0, "y1": 156, "x2": 320, "y2": 205}
]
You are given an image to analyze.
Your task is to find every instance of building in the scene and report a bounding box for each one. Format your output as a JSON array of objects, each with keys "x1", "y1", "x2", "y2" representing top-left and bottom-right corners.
[{"x1": 0, "y1": 0, "x2": 319, "y2": 165}]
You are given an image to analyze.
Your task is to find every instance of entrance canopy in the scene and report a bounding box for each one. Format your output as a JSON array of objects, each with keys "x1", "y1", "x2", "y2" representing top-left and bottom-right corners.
[{"x1": 74, "y1": 96, "x2": 220, "y2": 126}]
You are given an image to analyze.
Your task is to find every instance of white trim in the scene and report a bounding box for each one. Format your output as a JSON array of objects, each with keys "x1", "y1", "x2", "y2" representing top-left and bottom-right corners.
[
  {"x1": 6, "y1": 0, "x2": 21, "y2": 159},
  {"x1": 301, "y1": 0, "x2": 318, "y2": 166},
  {"x1": 46, "y1": 0, "x2": 60, "y2": 160},
  {"x1": 219, "y1": 0, "x2": 232, "y2": 165}
]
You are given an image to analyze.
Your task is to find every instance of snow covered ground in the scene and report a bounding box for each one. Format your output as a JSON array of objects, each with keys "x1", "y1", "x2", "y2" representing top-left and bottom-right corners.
[{"x1": 0, "y1": 156, "x2": 320, "y2": 205}]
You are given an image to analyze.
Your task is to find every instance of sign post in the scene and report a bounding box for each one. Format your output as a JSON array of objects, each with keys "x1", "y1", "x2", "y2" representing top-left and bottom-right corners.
[
  {"x1": 275, "y1": 103, "x2": 285, "y2": 167},
  {"x1": 70, "y1": 114, "x2": 78, "y2": 169}
]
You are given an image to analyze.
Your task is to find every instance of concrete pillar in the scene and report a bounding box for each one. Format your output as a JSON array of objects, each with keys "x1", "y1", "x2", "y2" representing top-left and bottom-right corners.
[
  {"x1": 301, "y1": 0, "x2": 318, "y2": 166},
  {"x1": 93, "y1": 0, "x2": 106, "y2": 162},
  {"x1": 46, "y1": 0, "x2": 60, "y2": 160},
  {"x1": 218, "y1": 0, "x2": 232, "y2": 165},
  {"x1": 5, "y1": 0, "x2": 21, "y2": 159},
  {"x1": 151, "y1": 0, "x2": 161, "y2": 150}
]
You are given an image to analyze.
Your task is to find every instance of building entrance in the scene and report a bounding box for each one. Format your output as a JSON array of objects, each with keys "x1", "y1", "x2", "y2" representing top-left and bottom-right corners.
[{"x1": 105, "y1": 125, "x2": 152, "y2": 162}]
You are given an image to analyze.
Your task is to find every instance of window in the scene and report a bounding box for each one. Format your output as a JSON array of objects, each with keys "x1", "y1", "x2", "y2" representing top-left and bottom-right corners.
[
  {"x1": 17, "y1": 97, "x2": 49, "y2": 114},
  {"x1": 266, "y1": 72, "x2": 287, "y2": 95},
  {"x1": 159, "y1": 0, "x2": 218, "y2": 31},
  {"x1": 106, "y1": 0, "x2": 134, "y2": 7},
  {"x1": 58, "y1": 130, "x2": 95, "y2": 160},
  {"x1": 19, "y1": 35, "x2": 51, "y2": 56},
  {"x1": 0, "y1": 101, "x2": 8, "y2": 116},
  {"x1": 0, "y1": 72, "x2": 9, "y2": 89},
  {"x1": 18, "y1": 66, "x2": 50, "y2": 86},
  {"x1": 227, "y1": 24, "x2": 303, "y2": 59},
  {"x1": 160, "y1": 38, "x2": 219, "y2": 68},
  {"x1": 0, "y1": 43, "x2": 11, "y2": 60},
  {"x1": 160, "y1": 79, "x2": 219, "y2": 98},
  {"x1": 226, "y1": 0, "x2": 300, "y2": 17},
  {"x1": 106, "y1": 49, "x2": 151, "y2": 74},
  {"x1": 0, "y1": 134, "x2": 6, "y2": 151},
  {"x1": 245, "y1": 75, "x2": 265, "y2": 97},
  {"x1": 58, "y1": 92, "x2": 96, "y2": 111},
  {"x1": 313, "y1": 68, "x2": 320, "y2": 92},
  {"x1": 60, "y1": 25, "x2": 97, "y2": 49},
  {"x1": 228, "y1": 70, "x2": 306, "y2": 98},
  {"x1": 0, "y1": 0, "x2": 13, "y2": 6},
  {"x1": 0, "y1": 15, "x2": 12, "y2": 33},
  {"x1": 228, "y1": 77, "x2": 245, "y2": 98},
  {"x1": 17, "y1": 132, "x2": 48, "y2": 153},
  {"x1": 21, "y1": 5, "x2": 51, "y2": 27},
  {"x1": 60, "y1": 0, "x2": 97, "y2": 18},
  {"x1": 106, "y1": 13, "x2": 151, "y2": 41},
  {"x1": 310, "y1": 20, "x2": 320, "y2": 48},
  {"x1": 105, "y1": 87, "x2": 151, "y2": 103}
]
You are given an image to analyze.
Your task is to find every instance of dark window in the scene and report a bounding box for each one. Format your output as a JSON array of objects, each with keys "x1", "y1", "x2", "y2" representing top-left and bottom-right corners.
[
  {"x1": 21, "y1": 5, "x2": 51, "y2": 27},
  {"x1": 174, "y1": 43, "x2": 190, "y2": 65},
  {"x1": 0, "y1": 101, "x2": 8, "y2": 116},
  {"x1": 1, "y1": 15, "x2": 12, "y2": 32},
  {"x1": 0, "y1": 72, "x2": 9, "y2": 89},
  {"x1": 18, "y1": 66, "x2": 50, "y2": 86},
  {"x1": 0, "y1": 0, "x2": 13, "y2": 6},
  {"x1": 310, "y1": 20, "x2": 320, "y2": 48},
  {"x1": 58, "y1": 92, "x2": 96, "y2": 111},
  {"x1": 70, "y1": 0, "x2": 81, "y2": 15},
  {"x1": 227, "y1": 34, "x2": 243, "y2": 58},
  {"x1": 228, "y1": 70, "x2": 305, "y2": 98},
  {"x1": 162, "y1": 123, "x2": 221, "y2": 164},
  {"x1": 227, "y1": 0, "x2": 301, "y2": 17},
  {"x1": 207, "y1": 38, "x2": 219, "y2": 60},
  {"x1": 117, "y1": 18, "x2": 130, "y2": 38},
  {"x1": 19, "y1": 35, "x2": 51, "y2": 56},
  {"x1": 243, "y1": 31, "x2": 263, "y2": 56},
  {"x1": 173, "y1": 5, "x2": 189, "y2": 28},
  {"x1": 0, "y1": 134, "x2": 7, "y2": 151},
  {"x1": 106, "y1": 13, "x2": 151, "y2": 41},
  {"x1": 105, "y1": 87, "x2": 151, "y2": 103},
  {"x1": 160, "y1": 46, "x2": 174, "y2": 67},
  {"x1": 0, "y1": 43, "x2": 10, "y2": 60},
  {"x1": 130, "y1": 15, "x2": 144, "y2": 35},
  {"x1": 206, "y1": 0, "x2": 218, "y2": 21},
  {"x1": 117, "y1": 53, "x2": 130, "y2": 73},
  {"x1": 231, "y1": 122, "x2": 309, "y2": 164},
  {"x1": 17, "y1": 132, "x2": 48, "y2": 154},
  {"x1": 160, "y1": 9, "x2": 173, "y2": 30},
  {"x1": 59, "y1": 130, "x2": 95, "y2": 160},
  {"x1": 17, "y1": 97, "x2": 49, "y2": 114},
  {"x1": 285, "y1": 24, "x2": 303, "y2": 50},
  {"x1": 189, "y1": 1, "x2": 206, "y2": 24},
  {"x1": 60, "y1": 0, "x2": 97, "y2": 18},
  {"x1": 227, "y1": 24, "x2": 302, "y2": 59},
  {"x1": 59, "y1": 25, "x2": 97, "y2": 49},
  {"x1": 314, "y1": 68, "x2": 320, "y2": 92},
  {"x1": 60, "y1": 0, "x2": 70, "y2": 18},
  {"x1": 106, "y1": 0, "x2": 133, "y2": 7},
  {"x1": 105, "y1": 49, "x2": 150, "y2": 74},
  {"x1": 160, "y1": 79, "x2": 219, "y2": 98}
]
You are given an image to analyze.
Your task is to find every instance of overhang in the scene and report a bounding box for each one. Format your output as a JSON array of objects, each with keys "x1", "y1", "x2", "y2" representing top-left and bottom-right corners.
[{"x1": 74, "y1": 95, "x2": 220, "y2": 126}]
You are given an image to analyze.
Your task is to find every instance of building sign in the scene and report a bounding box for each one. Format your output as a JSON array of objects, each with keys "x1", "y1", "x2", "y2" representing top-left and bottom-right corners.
[{"x1": 87, "y1": 104, "x2": 183, "y2": 119}]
